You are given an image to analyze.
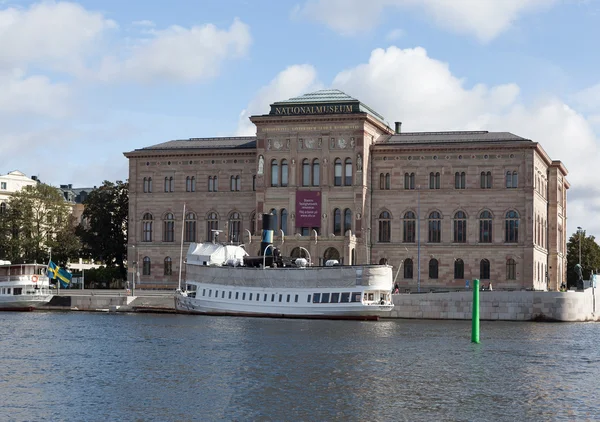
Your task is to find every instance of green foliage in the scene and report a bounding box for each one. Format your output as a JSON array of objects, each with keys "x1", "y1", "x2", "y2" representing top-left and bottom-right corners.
[
  {"x1": 79, "y1": 266, "x2": 124, "y2": 289},
  {"x1": 566, "y1": 231, "x2": 600, "y2": 287},
  {"x1": 76, "y1": 180, "x2": 128, "y2": 280}
]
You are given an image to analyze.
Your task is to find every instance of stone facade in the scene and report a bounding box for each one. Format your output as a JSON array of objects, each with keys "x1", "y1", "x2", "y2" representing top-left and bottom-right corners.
[{"x1": 124, "y1": 89, "x2": 569, "y2": 290}]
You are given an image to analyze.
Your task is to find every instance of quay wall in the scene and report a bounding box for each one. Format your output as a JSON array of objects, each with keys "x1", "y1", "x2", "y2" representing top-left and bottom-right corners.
[{"x1": 387, "y1": 288, "x2": 599, "y2": 322}]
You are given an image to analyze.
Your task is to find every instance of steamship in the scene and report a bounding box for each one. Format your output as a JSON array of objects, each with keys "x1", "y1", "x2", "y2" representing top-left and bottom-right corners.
[
  {"x1": 174, "y1": 214, "x2": 394, "y2": 321},
  {"x1": 0, "y1": 260, "x2": 54, "y2": 311}
]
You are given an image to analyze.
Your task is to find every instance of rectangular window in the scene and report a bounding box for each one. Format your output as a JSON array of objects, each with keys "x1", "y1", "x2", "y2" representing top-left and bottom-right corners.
[
  {"x1": 222, "y1": 291, "x2": 225, "y2": 299},
  {"x1": 271, "y1": 294, "x2": 275, "y2": 302},
  {"x1": 331, "y1": 293, "x2": 340, "y2": 303},
  {"x1": 209, "y1": 290, "x2": 212, "y2": 298},
  {"x1": 307, "y1": 294, "x2": 312, "y2": 303},
  {"x1": 279, "y1": 294, "x2": 282, "y2": 302},
  {"x1": 295, "y1": 294, "x2": 299, "y2": 303},
  {"x1": 228, "y1": 291, "x2": 232, "y2": 299},
  {"x1": 286, "y1": 294, "x2": 290, "y2": 302},
  {"x1": 241, "y1": 292, "x2": 245, "y2": 300},
  {"x1": 313, "y1": 293, "x2": 321, "y2": 303},
  {"x1": 341, "y1": 292, "x2": 350, "y2": 302},
  {"x1": 0, "y1": 182, "x2": 6, "y2": 189},
  {"x1": 321, "y1": 293, "x2": 330, "y2": 303},
  {"x1": 264, "y1": 294, "x2": 267, "y2": 301},
  {"x1": 235, "y1": 292, "x2": 239, "y2": 300},
  {"x1": 351, "y1": 292, "x2": 361, "y2": 302},
  {"x1": 249, "y1": 293, "x2": 252, "y2": 300}
]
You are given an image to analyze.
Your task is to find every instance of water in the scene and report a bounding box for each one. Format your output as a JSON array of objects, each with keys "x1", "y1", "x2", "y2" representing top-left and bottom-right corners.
[{"x1": 0, "y1": 312, "x2": 598, "y2": 422}]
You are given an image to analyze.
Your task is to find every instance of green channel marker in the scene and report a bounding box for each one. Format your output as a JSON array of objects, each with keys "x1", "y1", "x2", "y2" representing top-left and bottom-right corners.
[{"x1": 471, "y1": 278, "x2": 480, "y2": 344}]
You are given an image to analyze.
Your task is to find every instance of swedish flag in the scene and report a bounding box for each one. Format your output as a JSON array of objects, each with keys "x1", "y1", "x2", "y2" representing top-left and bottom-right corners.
[{"x1": 47, "y1": 261, "x2": 72, "y2": 288}]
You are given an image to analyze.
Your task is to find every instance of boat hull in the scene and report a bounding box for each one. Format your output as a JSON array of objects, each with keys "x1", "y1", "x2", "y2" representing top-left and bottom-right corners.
[{"x1": 0, "y1": 295, "x2": 53, "y2": 311}]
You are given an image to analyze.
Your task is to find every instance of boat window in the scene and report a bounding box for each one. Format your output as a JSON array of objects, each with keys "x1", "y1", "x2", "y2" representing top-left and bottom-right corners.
[
  {"x1": 368, "y1": 293, "x2": 374, "y2": 301},
  {"x1": 242, "y1": 292, "x2": 246, "y2": 300},
  {"x1": 249, "y1": 293, "x2": 253, "y2": 300},
  {"x1": 351, "y1": 292, "x2": 361, "y2": 302},
  {"x1": 313, "y1": 293, "x2": 321, "y2": 303},
  {"x1": 203, "y1": 289, "x2": 206, "y2": 296},
  {"x1": 331, "y1": 293, "x2": 340, "y2": 303},
  {"x1": 295, "y1": 294, "x2": 299, "y2": 303},
  {"x1": 215, "y1": 290, "x2": 218, "y2": 297},
  {"x1": 286, "y1": 294, "x2": 290, "y2": 302},
  {"x1": 264, "y1": 294, "x2": 267, "y2": 301},
  {"x1": 257, "y1": 294, "x2": 260, "y2": 301},
  {"x1": 229, "y1": 291, "x2": 232, "y2": 299},
  {"x1": 13, "y1": 288, "x2": 22, "y2": 295},
  {"x1": 271, "y1": 294, "x2": 275, "y2": 302},
  {"x1": 279, "y1": 294, "x2": 282, "y2": 302},
  {"x1": 222, "y1": 291, "x2": 225, "y2": 299},
  {"x1": 321, "y1": 293, "x2": 330, "y2": 303},
  {"x1": 236, "y1": 292, "x2": 239, "y2": 300},
  {"x1": 307, "y1": 294, "x2": 311, "y2": 303}
]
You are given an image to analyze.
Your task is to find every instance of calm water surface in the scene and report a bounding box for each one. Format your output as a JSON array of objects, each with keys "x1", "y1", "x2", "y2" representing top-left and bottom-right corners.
[{"x1": 0, "y1": 312, "x2": 598, "y2": 421}]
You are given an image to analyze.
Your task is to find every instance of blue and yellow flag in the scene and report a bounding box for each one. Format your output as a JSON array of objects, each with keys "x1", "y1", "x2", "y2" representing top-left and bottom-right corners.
[{"x1": 47, "y1": 261, "x2": 72, "y2": 288}]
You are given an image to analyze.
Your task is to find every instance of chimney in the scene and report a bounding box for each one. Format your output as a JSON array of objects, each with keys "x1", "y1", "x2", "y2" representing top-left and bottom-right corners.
[{"x1": 394, "y1": 122, "x2": 402, "y2": 134}]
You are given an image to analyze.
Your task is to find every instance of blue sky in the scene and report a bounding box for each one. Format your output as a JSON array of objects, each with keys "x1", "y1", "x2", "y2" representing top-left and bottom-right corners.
[{"x1": 1, "y1": 0, "x2": 599, "y2": 238}]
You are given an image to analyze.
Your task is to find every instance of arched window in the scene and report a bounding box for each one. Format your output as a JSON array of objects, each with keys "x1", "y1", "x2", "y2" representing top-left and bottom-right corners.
[
  {"x1": 429, "y1": 259, "x2": 439, "y2": 279},
  {"x1": 230, "y1": 176, "x2": 236, "y2": 191},
  {"x1": 506, "y1": 171, "x2": 518, "y2": 188},
  {"x1": 378, "y1": 211, "x2": 391, "y2": 242},
  {"x1": 142, "y1": 257, "x2": 151, "y2": 275},
  {"x1": 343, "y1": 208, "x2": 352, "y2": 235},
  {"x1": 142, "y1": 213, "x2": 153, "y2": 242},
  {"x1": 184, "y1": 212, "x2": 196, "y2": 242},
  {"x1": 479, "y1": 211, "x2": 493, "y2": 243},
  {"x1": 385, "y1": 173, "x2": 391, "y2": 190},
  {"x1": 229, "y1": 212, "x2": 241, "y2": 243},
  {"x1": 505, "y1": 210, "x2": 519, "y2": 243},
  {"x1": 428, "y1": 211, "x2": 441, "y2": 243},
  {"x1": 344, "y1": 158, "x2": 352, "y2": 186},
  {"x1": 379, "y1": 173, "x2": 385, "y2": 190},
  {"x1": 480, "y1": 259, "x2": 490, "y2": 280},
  {"x1": 164, "y1": 177, "x2": 169, "y2": 192},
  {"x1": 235, "y1": 176, "x2": 240, "y2": 191},
  {"x1": 270, "y1": 209, "x2": 278, "y2": 233},
  {"x1": 506, "y1": 258, "x2": 516, "y2": 280},
  {"x1": 191, "y1": 176, "x2": 196, "y2": 192},
  {"x1": 480, "y1": 171, "x2": 492, "y2": 189},
  {"x1": 429, "y1": 172, "x2": 440, "y2": 189},
  {"x1": 271, "y1": 159, "x2": 279, "y2": 187},
  {"x1": 404, "y1": 172, "x2": 415, "y2": 190},
  {"x1": 280, "y1": 209, "x2": 288, "y2": 235},
  {"x1": 403, "y1": 211, "x2": 416, "y2": 243},
  {"x1": 324, "y1": 247, "x2": 340, "y2": 262},
  {"x1": 455, "y1": 172, "x2": 466, "y2": 189},
  {"x1": 333, "y1": 208, "x2": 342, "y2": 236},
  {"x1": 208, "y1": 176, "x2": 218, "y2": 192},
  {"x1": 453, "y1": 211, "x2": 467, "y2": 243},
  {"x1": 403, "y1": 258, "x2": 413, "y2": 279},
  {"x1": 334, "y1": 159, "x2": 342, "y2": 186},
  {"x1": 379, "y1": 258, "x2": 388, "y2": 265},
  {"x1": 143, "y1": 177, "x2": 153, "y2": 193},
  {"x1": 0, "y1": 202, "x2": 6, "y2": 214},
  {"x1": 163, "y1": 213, "x2": 175, "y2": 242},
  {"x1": 312, "y1": 159, "x2": 320, "y2": 186},
  {"x1": 302, "y1": 159, "x2": 310, "y2": 186},
  {"x1": 186, "y1": 176, "x2": 192, "y2": 192},
  {"x1": 207, "y1": 212, "x2": 219, "y2": 242},
  {"x1": 164, "y1": 257, "x2": 172, "y2": 276},
  {"x1": 454, "y1": 259, "x2": 464, "y2": 279},
  {"x1": 281, "y1": 160, "x2": 289, "y2": 187}
]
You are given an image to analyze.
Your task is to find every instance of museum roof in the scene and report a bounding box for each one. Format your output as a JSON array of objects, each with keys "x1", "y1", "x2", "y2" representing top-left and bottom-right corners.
[
  {"x1": 381, "y1": 131, "x2": 531, "y2": 145},
  {"x1": 137, "y1": 137, "x2": 257, "y2": 151}
]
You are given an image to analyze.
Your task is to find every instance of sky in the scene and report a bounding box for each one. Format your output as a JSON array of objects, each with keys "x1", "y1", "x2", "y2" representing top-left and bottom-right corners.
[{"x1": 1, "y1": 0, "x2": 599, "y2": 239}]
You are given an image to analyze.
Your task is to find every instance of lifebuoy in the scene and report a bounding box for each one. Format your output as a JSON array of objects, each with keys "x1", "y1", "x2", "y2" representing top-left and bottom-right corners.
[{"x1": 32, "y1": 275, "x2": 38, "y2": 283}]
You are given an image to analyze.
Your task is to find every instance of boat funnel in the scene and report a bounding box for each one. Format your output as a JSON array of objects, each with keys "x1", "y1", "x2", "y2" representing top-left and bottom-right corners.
[{"x1": 260, "y1": 213, "x2": 275, "y2": 256}]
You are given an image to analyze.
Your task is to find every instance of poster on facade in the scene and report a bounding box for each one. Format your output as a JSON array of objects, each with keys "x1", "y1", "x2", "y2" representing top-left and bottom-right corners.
[{"x1": 295, "y1": 191, "x2": 321, "y2": 227}]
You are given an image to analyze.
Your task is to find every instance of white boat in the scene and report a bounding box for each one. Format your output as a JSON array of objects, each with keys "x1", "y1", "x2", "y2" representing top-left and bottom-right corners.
[
  {"x1": 0, "y1": 260, "x2": 54, "y2": 311},
  {"x1": 174, "y1": 214, "x2": 394, "y2": 321}
]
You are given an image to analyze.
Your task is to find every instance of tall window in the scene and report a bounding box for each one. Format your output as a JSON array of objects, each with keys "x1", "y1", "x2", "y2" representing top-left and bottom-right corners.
[
  {"x1": 229, "y1": 212, "x2": 241, "y2": 243},
  {"x1": 281, "y1": 160, "x2": 289, "y2": 187},
  {"x1": 454, "y1": 259, "x2": 464, "y2": 279},
  {"x1": 403, "y1": 259, "x2": 413, "y2": 279},
  {"x1": 506, "y1": 171, "x2": 518, "y2": 188},
  {"x1": 281, "y1": 209, "x2": 288, "y2": 235},
  {"x1": 404, "y1": 173, "x2": 415, "y2": 190},
  {"x1": 207, "y1": 212, "x2": 218, "y2": 241},
  {"x1": 164, "y1": 257, "x2": 172, "y2": 276},
  {"x1": 343, "y1": 208, "x2": 352, "y2": 235},
  {"x1": 344, "y1": 158, "x2": 352, "y2": 186},
  {"x1": 429, "y1": 259, "x2": 438, "y2": 279},
  {"x1": 143, "y1": 177, "x2": 153, "y2": 193},
  {"x1": 312, "y1": 159, "x2": 320, "y2": 186},
  {"x1": 428, "y1": 211, "x2": 441, "y2": 243},
  {"x1": 0, "y1": 202, "x2": 6, "y2": 214},
  {"x1": 378, "y1": 211, "x2": 391, "y2": 242},
  {"x1": 479, "y1": 211, "x2": 493, "y2": 243},
  {"x1": 506, "y1": 258, "x2": 516, "y2": 280},
  {"x1": 184, "y1": 212, "x2": 196, "y2": 242},
  {"x1": 142, "y1": 213, "x2": 153, "y2": 242},
  {"x1": 271, "y1": 160, "x2": 279, "y2": 187},
  {"x1": 143, "y1": 257, "x2": 151, "y2": 275},
  {"x1": 302, "y1": 159, "x2": 310, "y2": 186},
  {"x1": 429, "y1": 172, "x2": 440, "y2": 189},
  {"x1": 230, "y1": 176, "x2": 240, "y2": 191},
  {"x1": 505, "y1": 210, "x2": 520, "y2": 243},
  {"x1": 380, "y1": 173, "x2": 391, "y2": 190},
  {"x1": 455, "y1": 172, "x2": 466, "y2": 189},
  {"x1": 186, "y1": 176, "x2": 196, "y2": 192},
  {"x1": 480, "y1": 259, "x2": 490, "y2": 280},
  {"x1": 164, "y1": 177, "x2": 174, "y2": 192},
  {"x1": 334, "y1": 159, "x2": 342, "y2": 186},
  {"x1": 208, "y1": 176, "x2": 218, "y2": 192},
  {"x1": 453, "y1": 211, "x2": 467, "y2": 243},
  {"x1": 480, "y1": 171, "x2": 492, "y2": 189},
  {"x1": 403, "y1": 211, "x2": 416, "y2": 243},
  {"x1": 252, "y1": 175, "x2": 256, "y2": 191},
  {"x1": 333, "y1": 208, "x2": 342, "y2": 236},
  {"x1": 163, "y1": 213, "x2": 175, "y2": 242}
]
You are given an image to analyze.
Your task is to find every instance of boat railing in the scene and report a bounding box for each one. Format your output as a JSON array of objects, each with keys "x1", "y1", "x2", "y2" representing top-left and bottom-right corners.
[{"x1": 0, "y1": 275, "x2": 50, "y2": 283}]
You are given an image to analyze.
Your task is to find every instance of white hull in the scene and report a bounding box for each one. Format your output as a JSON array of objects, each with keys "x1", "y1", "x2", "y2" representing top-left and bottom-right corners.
[
  {"x1": 0, "y1": 261, "x2": 55, "y2": 311},
  {"x1": 0, "y1": 294, "x2": 54, "y2": 311}
]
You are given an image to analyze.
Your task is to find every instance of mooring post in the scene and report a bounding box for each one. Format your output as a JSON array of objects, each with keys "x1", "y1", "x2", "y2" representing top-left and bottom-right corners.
[{"x1": 471, "y1": 278, "x2": 480, "y2": 344}]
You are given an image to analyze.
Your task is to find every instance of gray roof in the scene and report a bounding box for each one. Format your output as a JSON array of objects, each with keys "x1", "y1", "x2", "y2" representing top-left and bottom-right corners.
[
  {"x1": 381, "y1": 131, "x2": 530, "y2": 145},
  {"x1": 138, "y1": 137, "x2": 257, "y2": 151}
]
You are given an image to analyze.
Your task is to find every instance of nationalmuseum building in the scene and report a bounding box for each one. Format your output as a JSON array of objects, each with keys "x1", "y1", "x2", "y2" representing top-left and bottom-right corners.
[{"x1": 124, "y1": 89, "x2": 569, "y2": 291}]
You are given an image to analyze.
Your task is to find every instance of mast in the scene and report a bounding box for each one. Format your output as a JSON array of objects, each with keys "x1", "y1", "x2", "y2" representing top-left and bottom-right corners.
[{"x1": 177, "y1": 203, "x2": 186, "y2": 291}]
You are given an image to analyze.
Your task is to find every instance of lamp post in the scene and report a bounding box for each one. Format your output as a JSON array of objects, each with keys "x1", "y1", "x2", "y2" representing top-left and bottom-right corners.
[
  {"x1": 417, "y1": 186, "x2": 421, "y2": 293},
  {"x1": 577, "y1": 226, "x2": 583, "y2": 267},
  {"x1": 131, "y1": 245, "x2": 136, "y2": 296}
]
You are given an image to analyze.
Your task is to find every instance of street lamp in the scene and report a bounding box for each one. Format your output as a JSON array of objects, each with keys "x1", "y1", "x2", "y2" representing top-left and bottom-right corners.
[{"x1": 577, "y1": 226, "x2": 583, "y2": 267}]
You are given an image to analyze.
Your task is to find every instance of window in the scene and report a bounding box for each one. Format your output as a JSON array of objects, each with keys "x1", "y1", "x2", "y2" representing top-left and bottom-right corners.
[
  {"x1": 343, "y1": 209, "x2": 352, "y2": 236},
  {"x1": 378, "y1": 211, "x2": 391, "y2": 242},
  {"x1": 312, "y1": 159, "x2": 320, "y2": 186},
  {"x1": 453, "y1": 211, "x2": 467, "y2": 243},
  {"x1": 403, "y1": 211, "x2": 416, "y2": 243},
  {"x1": 480, "y1": 259, "x2": 490, "y2": 280},
  {"x1": 455, "y1": 172, "x2": 466, "y2": 189},
  {"x1": 404, "y1": 258, "x2": 413, "y2": 279},
  {"x1": 250, "y1": 212, "x2": 256, "y2": 236},
  {"x1": 164, "y1": 257, "x2": 172, "y2": 276},
  {"x1": 186, "y1": 176, "x2": 196, "y2": 192},
  {"x1": 429, "y1": 259, "x2": 438, "y2": 279},
  {"x1": 143, "y1": 257, "x2": 151, "y2": 275},
  {"x1": 271, "y1": 160, "x2": 279, "y2": 187},
  {"x1": 280, "y1": 209, "x2": 288, "y2": 235},
  {"x1": 302, "y1": 159, "x2": 310, "y2": 186},
  {"x1": 404, "y1": 172, "x2": 415, "y2": 190},
  {"x1": 506, "y1": 258, "x2": 516, "y2": 280},
  {"x1": 506, "y1": 171, "x2": 518, "y2": 188},
  {"x1": 281, "y1": 160, "x2": 289, "y2": 187},
  {"x1": 380, "y1": 173, "x2": 391, "y2": 190},
  {"x1": 184, "y1": 212, "x2": 196, "y2": 242},
  {"x1": 143, "y1": 177, "x2": 153, "y2": 193},
  {"x1": 334, "y1": 159, "x2": 342, "y2": 186},
  {"x1": 229, "y1": 212, "x2": 241, "y2": 243},
  {"x1": 333, "y1": 208, "x2": 342, "y2": 236},
  {"x1": 163, "y1": 213, "x2": 175, "y2": 242},
  {"x1": 252, "y1": 175, "x2": 256, "y2": 191},
  {"x1": 230, "y1": 176, "x2": 240, "y2": 191},
  {"x1": 454, "y1": 259, "x2": 464, "y2": 279},
  {"x1": 480, "y1": 171, "x2": 492, "y2": 189},
  {"x1": 479, "y1": 211, "x2": 492, "y2": 243},
  {"x1": 428, "y1": 211, "x2": 441, "y2": 243},
  {"x1": 0, "y1": 182, "x2": 6, "y2": 190},
  {"x1": 429, "y1": 172, "x2": 440, "y2": 189},
  {"x1": 206, "y1": 212, "x2": 218, "y2": 241},
  {"x1": 0, "y1": 202, "x2": 6, "y2": 214},
  {"x1": 505, "y1": 210, "x2": 519, "y2": 243},
  {"x1": 142, "y1": 213, "x2": 153, "y2": 242},
  {"x1": 208, "y1": 176, "x2": 218, "y2": 192},
  {"x1": 344, "y1": 158, "x2": 352, "y2": 186}
]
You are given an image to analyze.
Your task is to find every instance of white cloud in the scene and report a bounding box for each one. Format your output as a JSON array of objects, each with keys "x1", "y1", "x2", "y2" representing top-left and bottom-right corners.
[
  {"x1": 236, "y1": 64, "x2": 322, "y2": 135},
  {"x1": 573, "y1": 83, "x2": 600, "y2": 112},
  {"x1": 386, "y1": 28, "x2": 404, "y2": 41},
  {"x1": 294, "y1": 0, "x2": 557, "y2": 42}
]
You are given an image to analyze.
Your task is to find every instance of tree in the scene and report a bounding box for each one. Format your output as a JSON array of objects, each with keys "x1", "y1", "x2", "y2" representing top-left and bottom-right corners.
[
  {"x1": 566, "y1": 230, "x2": 600, "y2": 287},
  {"x1": 76, "y1": 180, "x2": 128, "y2": 280},
  {"x1": 0, "y1": 183, "x2": 77, "y2": 265}
]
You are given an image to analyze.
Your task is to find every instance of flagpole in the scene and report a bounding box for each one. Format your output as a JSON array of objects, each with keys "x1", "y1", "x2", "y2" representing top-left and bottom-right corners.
[{"x1": 178, "y1": 203, "x2": 186, "y2": 291}]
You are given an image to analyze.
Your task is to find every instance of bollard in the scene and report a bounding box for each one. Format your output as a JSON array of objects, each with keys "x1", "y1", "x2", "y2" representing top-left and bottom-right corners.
[{"x1": 471, "y1": 278, "x2": 480, "y2": 344}]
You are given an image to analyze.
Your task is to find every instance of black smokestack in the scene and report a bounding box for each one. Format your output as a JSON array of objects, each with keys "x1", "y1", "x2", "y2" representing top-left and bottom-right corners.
[{"x1": 260, "y1": 213, "x2": 275, "y2": 256}]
